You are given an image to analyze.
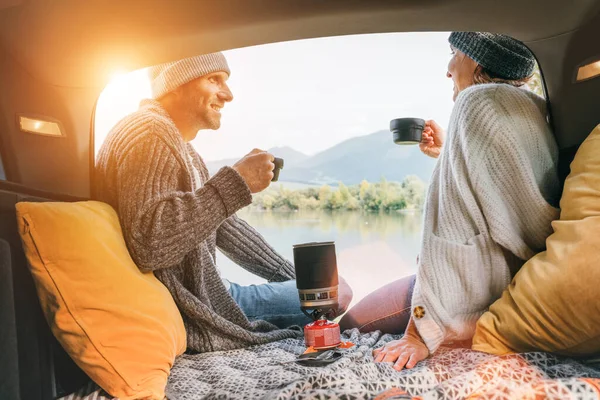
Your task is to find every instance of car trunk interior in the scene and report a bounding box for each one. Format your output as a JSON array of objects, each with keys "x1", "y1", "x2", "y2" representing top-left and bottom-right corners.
[{"x1": 0, "y1": 1, "x2": 599, "y2": 399}]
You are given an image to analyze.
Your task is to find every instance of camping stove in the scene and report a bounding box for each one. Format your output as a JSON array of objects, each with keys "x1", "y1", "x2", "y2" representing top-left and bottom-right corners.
[{"x1": 293, "y1": 241, "x2": 342, "y2": 349}]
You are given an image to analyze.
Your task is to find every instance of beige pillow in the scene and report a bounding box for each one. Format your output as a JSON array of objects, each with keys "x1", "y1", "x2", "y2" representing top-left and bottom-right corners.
[{"x1": 473, "y1": 124, "x2": 600, "y2": 357}]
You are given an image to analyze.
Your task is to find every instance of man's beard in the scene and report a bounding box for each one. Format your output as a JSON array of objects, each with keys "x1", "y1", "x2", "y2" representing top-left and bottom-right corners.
[
  {"x1": 185, "y1": 91, "x2": 221, "y2": 130},
  {"x1": 202, "y1": 110, "x2": 221, "y2": 130},
  {"x1": 187, "y1": 104, "x2": 220, "y2": 130}
]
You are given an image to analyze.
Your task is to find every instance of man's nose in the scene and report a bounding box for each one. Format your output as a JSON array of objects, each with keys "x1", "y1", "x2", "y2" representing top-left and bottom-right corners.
[
  {"x1": 446, "y1": 71, "x2": 452, "y2": 79},
  {"x1": 219, "y1": 85, "x2": 234, "y2": 102}
]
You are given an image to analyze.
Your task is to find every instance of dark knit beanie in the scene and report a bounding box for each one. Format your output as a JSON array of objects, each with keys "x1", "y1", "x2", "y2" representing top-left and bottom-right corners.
[
  {"x1": 149, "y1": 52, "x2": 230, "y2": 99},
  {"x1": 448, "y1": 32, "x2": 535, "y2": 80}
]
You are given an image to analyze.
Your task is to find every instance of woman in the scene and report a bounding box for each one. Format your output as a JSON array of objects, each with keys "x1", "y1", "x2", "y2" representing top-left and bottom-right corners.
[{"x1": 339, "y1": 32, "x2": 561, "y2": 370}]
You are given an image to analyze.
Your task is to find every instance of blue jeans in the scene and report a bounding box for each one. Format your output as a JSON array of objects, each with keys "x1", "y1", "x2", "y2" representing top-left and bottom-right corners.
[
  {"x1": 338, "y1": 274, "x2": 416, "y2": 334},
  {"x1": 228, "y1": 280, "x2": 313, "y2": 328}
]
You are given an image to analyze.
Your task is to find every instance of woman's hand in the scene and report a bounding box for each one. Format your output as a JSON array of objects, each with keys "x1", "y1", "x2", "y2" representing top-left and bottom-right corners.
[
  {"x1": 372, "y1": 335, "x2": 430, "y2": 371},
  {"x1": 419, "y1": 119, "x2": 445, "y2": 159},
  {"x1": 372, "y1": 317, "x2": 430, "y2": 371}
]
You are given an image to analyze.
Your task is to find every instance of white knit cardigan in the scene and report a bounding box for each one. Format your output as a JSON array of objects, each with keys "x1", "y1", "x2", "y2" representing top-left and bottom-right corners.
[{"x1": 412, "y1": 83, "x2": 561, "y2": 353}]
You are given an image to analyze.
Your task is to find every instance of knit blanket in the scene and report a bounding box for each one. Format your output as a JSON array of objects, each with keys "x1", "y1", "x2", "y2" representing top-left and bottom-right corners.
[{"x1": 62, "y1": 329, "x2": 600, "y2": 400}]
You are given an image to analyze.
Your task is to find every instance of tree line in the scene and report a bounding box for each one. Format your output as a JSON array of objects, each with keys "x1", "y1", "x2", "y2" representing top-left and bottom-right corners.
[{"x1": 252, "y1": 176, "x2": 426, "y2": 212}]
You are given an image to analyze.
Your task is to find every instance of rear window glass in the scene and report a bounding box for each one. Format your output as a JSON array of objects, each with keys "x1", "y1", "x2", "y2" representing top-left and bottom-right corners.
[{"x1": 94, "y1": 32, "x2": 544, "y2": 307}]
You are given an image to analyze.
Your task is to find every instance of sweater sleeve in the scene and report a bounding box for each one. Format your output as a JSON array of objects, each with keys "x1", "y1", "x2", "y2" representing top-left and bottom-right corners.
[
  {"x1": 216, "y1": 214, "x2": 296, "y2": 282},
  {"x1": 412, "y1": 85, "x2": 560, "y2": 353},
  {"x1": 116, "y1": 132, "x2": 252, "y2": 271}
]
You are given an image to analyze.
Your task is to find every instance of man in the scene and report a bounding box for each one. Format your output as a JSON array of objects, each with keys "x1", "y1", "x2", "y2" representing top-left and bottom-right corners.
[{"x1": 94, "y1": 52, "x2": 352, "y2": 353}]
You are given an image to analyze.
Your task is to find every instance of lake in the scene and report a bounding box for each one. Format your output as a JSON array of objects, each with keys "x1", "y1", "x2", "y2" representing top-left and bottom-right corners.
[{"x1": 218, "y1": 209, "x2": 423, "y2": 308}]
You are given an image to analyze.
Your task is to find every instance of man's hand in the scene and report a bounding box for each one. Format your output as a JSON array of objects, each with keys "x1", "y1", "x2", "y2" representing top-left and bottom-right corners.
[
  {"x1": 232, "y1": 149, "x2": 275, "y2": 193},
  {"x1": 419, "y1": 119, "x2": 445, "y2": 159}
]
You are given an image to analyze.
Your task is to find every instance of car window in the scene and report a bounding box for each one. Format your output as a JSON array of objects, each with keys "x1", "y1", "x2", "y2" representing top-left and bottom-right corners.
[
  {"x1": 94, "y1": 32, "x2": 545, "y2": 307},
  {"x1": 94, "y1": 69, "x2": 151, "y2": 157}
]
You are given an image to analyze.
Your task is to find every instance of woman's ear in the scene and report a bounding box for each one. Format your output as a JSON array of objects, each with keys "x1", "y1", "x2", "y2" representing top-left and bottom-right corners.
[{"x1": 472, "y1": 64, "x2": 484, "y2": 85}]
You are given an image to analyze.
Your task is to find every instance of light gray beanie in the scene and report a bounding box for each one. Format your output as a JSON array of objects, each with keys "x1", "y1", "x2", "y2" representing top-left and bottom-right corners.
[
  {"x1": 148, "y1": 52, "x2": 230, "y2": 99},
  {"x1": 448, "y1": 32, "x2": 535, "y2": 80}
]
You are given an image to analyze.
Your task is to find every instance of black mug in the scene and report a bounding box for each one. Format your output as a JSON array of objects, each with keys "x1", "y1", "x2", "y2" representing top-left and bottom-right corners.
[
  {"x1": 293, "y1": 241, "x2": 339, "y2": 318},
  {"x1": 272, "y1": 157, "x2": 284, "y2": 182},
  {"x1": 390, "y1": 117, "x2": 425, "y2": 145}
]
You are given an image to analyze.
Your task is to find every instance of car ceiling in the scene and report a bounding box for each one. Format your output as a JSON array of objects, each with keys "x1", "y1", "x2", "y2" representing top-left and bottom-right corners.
[
  {"x1": 0, "y1": 0, "x2": 599, "y2": 196},
  {"x1": 1, "y1": 0, "x2": 599, "y2": 88}
]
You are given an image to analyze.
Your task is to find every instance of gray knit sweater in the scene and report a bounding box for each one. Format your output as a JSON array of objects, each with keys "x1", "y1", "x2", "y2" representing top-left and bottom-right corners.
[
  {"x1": 412, "y1": 84, "x2": 561, "y2": 353},
  {"x1": 94, "y1": 99, "x2": 302, "y2": 353}
]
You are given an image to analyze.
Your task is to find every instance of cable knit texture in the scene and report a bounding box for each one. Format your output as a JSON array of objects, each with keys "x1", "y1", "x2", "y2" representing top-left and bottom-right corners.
[
  {"x1": 94, "y1": 99, "x2": 302, "y2": 353},
  {"x1": 412, "y1": 84, "x2": 561, "y2": 353}
]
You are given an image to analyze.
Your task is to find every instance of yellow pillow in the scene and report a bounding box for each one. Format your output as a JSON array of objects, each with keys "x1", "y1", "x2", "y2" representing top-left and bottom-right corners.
[
  {"x1": 16, "y1": 201, "x2": 186, "y2": 399},
  {"x1": 473, "y1": 124, "x2": 600, "y2": 357}
]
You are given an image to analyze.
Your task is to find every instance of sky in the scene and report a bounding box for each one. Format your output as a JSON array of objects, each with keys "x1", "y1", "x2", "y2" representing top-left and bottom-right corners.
[{"x1": 94, "y1": 32, "x2": 455, "y2": 161}]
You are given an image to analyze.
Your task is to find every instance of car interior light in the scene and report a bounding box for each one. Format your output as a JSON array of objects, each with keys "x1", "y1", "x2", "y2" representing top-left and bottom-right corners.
[
  {"x1": 18, "y1": 115, "x2": 64, "y2": 137},
  {"x1": 576, "y1": 58, "x2": 600, "y2": 82}
]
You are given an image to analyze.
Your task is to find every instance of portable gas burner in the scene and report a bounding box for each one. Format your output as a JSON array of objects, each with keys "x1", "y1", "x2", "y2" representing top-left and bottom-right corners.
[{"x1": 293, "y1": 241, "x2": 342, "y2": 350}]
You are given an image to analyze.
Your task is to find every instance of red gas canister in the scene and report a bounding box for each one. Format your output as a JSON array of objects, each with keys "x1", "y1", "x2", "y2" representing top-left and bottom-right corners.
[{"x1": 304, "y1": 316, "x2": 341, "y2": 350}]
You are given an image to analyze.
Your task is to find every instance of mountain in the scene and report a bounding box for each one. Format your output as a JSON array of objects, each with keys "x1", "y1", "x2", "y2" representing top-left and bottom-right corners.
[
  {"x1": 206, "y1": 130, "x2": 437, "y2": 185},
  {"x1": 205, "y1": 146, "x2": 309, "y2": 173},
  {"x1": 267, "y1": 146, "x2": 310, "y2": 167}
]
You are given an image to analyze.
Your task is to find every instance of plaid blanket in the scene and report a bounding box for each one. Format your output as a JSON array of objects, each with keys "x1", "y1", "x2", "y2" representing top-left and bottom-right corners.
[{"x1": 62, "y1": 329, "x2": 600, "y2": 400}]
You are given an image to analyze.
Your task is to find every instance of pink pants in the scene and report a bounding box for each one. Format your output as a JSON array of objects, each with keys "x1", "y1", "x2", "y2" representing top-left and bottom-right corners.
[{"x1": 339, "y1": 274, "x2": 416, "y2": 334}]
